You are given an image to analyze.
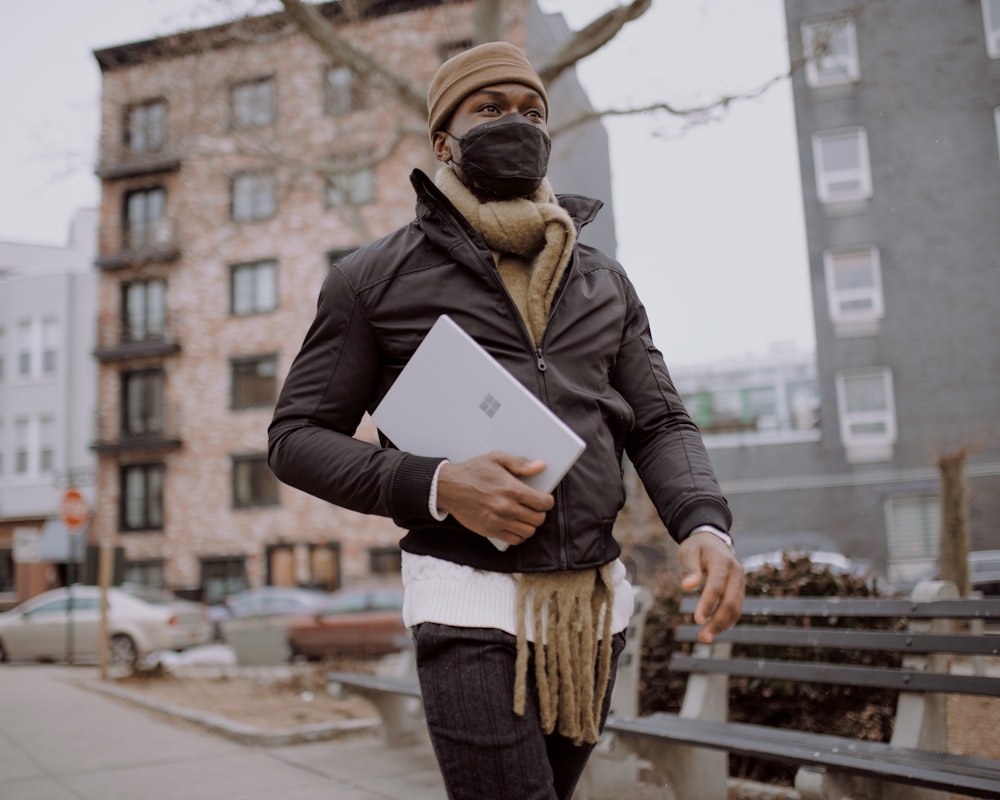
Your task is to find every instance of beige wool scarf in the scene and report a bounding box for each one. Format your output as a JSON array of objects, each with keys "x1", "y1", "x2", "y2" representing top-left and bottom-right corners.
[{"x1": 434, "y1": 166, "x2": 616, "y2": 745}]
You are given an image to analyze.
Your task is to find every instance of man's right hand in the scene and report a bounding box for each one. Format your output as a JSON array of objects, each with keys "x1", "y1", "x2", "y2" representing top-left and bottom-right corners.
[{"x1": 436, "y1": 452, "x2": 554, "y2": 547}]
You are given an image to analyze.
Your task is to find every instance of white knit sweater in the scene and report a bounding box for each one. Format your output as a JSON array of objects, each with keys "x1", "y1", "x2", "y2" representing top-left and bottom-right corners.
[{"x1": 401, "y1": 551, "x2": 635, "y2": 641}]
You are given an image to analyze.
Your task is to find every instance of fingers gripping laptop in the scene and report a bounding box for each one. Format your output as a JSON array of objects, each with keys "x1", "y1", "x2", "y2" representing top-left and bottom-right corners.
[{"x1": 371, "y1": 315, "x2": 586, "y2": 550}]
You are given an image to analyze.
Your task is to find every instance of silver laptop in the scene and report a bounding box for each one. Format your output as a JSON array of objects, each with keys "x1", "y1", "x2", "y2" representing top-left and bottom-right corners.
[{"x1": 372, "y1": 315, "x2": 586, "y2": 550}]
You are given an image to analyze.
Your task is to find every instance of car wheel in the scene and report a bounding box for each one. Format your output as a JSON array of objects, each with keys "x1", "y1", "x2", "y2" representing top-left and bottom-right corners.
[
  {"x1": 0, "y1": 638, "x2": 7, "y2": 663},
  {"x1": 109, "y1": 634, "x2": 138, "y2": 669}
]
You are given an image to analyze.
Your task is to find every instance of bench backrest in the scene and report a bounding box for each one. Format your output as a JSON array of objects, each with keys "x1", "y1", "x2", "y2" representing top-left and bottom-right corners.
[{"x1": 672, "y1": 581, "x2": 1000, "y2": 697}]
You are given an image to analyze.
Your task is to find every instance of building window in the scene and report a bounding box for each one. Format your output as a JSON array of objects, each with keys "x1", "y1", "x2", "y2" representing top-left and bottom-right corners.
[
  {"x1": 14, "y1": 418, "x2": 28, "y2": 475},
  {"x1": 984, "y1": 0, "x2": 1000, "y2": 58},
  {"x1": 884, "y1": 494, "x2": 940, "y2": 585},
  {"x1": 835, "y1": 367, "x2": 896, "y2": 463},
  {"x1": 232, "y1": 454, "x2": 279, "y2": 508},
  {"x1": 41, "y1": 318, "x2": 57, "y2": 374},
  {"x1": 812, "y1": 127, "x2": 872, "y2": 204},
  {"x1": 123, "y1": 279, "x2": 166, "y2": 342},
  {"x1": 126, "y1": 100, "x2": 166, "y2": 153},
  {"x1": 326, "y1": 153, "x2": 375, "y2": 207},
  {"x1": 802, "y1": 18, "x2": 860, "y2": 87},
  {"x1": 231, "y1": 172, "x2": 276, "y2": 222},
  {"x1": 787, "y1": 379, "x2": 820, "y2": 431},
  {"x1": 124, "y1": 559, "x2": 165, "y2": 589},
  {"x1": 824, "y1": 245, "x2": 884, "y2": 335},
  {"x1": 124, "y1": 187, "x2": 167, "y2": 250},
  {"x1": 369, "y1": 546, "x2": 402, "y2": 577},
  {"x1": 231, "y1": 77, "x2": 275, "y2": 129},
  {"x1": 231, "y1": 354, "x2": 277, "y2": 409},
  {"x1": 16, "y1": 320, "x2": 31, "y2": 377},
  {"x1": 38, "y1": 417, "x2": 55, "y2": 474},
  {"x1": 0, "y1": 548, "x2": 13, "y2": 593},
  {"x1": 122, "y1": 369, "x2": 164, "y2": 436},
  {"x1": 201, "y1": 557, "x2": 248, "y2": 604},
  {"x1": 324, "y1": 65, "x2": 368, "y2": 115},
  {"x1": 231, "y1": 259, "x2": 277, "y2": 315},
  {"x1": 121, "y1": 463, "x2": 165, "y2": 531}
]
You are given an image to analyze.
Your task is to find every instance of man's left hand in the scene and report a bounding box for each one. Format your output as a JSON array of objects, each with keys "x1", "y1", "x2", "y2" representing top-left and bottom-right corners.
[{"x1": 678, "y1": 531, "x2": 745, "y2": 643}]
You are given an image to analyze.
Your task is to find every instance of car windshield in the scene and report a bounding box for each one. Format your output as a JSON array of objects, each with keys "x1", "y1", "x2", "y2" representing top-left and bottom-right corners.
[{"x1": 121, "y1": 584, "x2": 176, "y2": 605}]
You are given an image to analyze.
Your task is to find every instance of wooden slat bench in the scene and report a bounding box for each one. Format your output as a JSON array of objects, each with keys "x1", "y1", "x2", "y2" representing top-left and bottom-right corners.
[
  {"x1": 326, "y1": 588, "x2": 656, "y2": 750},
  {"x1": 599, "y1": 580, "x2": 1000, "y2": 800}
]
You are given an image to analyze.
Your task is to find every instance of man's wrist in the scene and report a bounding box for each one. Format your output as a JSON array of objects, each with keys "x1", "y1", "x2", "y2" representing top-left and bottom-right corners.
[{"x1": 691, "y1": 524, "x2": 735, "y2": 552}]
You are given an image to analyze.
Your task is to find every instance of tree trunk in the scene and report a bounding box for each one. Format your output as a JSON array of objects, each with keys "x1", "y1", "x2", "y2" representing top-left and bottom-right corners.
[{"x1": 937, "y1": 449, "x2": 970, "y2": 596}]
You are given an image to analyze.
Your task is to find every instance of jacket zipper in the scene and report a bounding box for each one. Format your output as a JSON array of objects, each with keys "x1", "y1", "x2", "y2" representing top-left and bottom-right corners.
[{"x1": 437, "y1": 198, "x2": 578, "y2": 569}]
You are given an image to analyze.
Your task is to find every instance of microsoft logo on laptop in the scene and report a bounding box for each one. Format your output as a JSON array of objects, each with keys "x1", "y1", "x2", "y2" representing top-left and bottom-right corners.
[{"x1": 479, "y1": 393, "x2": 501, "y2": 418}]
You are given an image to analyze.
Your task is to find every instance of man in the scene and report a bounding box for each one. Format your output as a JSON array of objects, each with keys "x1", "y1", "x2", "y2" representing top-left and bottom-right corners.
[{"x1": 268, "y1": 41, "x2": 743, "y2": 800}]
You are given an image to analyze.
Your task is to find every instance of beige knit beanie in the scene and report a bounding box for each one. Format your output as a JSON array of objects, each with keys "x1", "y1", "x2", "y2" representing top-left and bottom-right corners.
[{"x1": 427, "y1": 41, "x2": 548, "y2": 141}]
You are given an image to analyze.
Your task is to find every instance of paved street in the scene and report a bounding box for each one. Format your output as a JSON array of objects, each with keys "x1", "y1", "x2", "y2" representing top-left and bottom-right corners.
[{"x1": 0, "y1": 664, "x2": 446, "y2": 800}]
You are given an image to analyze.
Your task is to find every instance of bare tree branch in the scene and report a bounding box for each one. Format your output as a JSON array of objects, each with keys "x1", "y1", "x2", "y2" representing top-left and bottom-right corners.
[
  {"x1": 277, "y1": 0, "x2": 427, "y2": 117},
  {"x1": 537, "y1": 0, "x2": 652, "y2": 87}
]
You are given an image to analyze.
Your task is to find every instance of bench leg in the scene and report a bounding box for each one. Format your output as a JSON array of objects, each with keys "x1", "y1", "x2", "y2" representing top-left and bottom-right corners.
[
  {"x1": 578, "y1": 741, "x2": 658, "y2": 800},
  {"x1": 365, "y1": 693, "x2": 426, "y2": 748}
]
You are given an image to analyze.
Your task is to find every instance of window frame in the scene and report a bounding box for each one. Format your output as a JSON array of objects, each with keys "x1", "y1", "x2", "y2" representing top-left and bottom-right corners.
[
  {"x1": 325, "y1": 156, "x2": 376, "y2": 208},
  {"x1": 125, "y1": 99, "x2": 167, "y2": 153},
  {"x1": 122, "y1": 279, "x2": 167, "y2": 343},
  {"x1": 231, "y1": 453, "x2": 280, "y2": 509},
  {"x1": 802, "y1": 17, "x2": 860, "y2": 87},
  {"x1": 812, "y1": 126, "x2": 873, "y2": 204},
  {"x1": 230, "y1": 172, "x2": 277, "y2": 223},
  {"x1": 984, "y1": 0, "x2": 1000, "y2": 58},
  {"x1": 884, "y1": 493, "x2": 940, "y2": 585},
  {"x1": 823, "y1": 244, "x2": 885, "y2": 333},
  {"x1": 230, "y1": 353, "x2": 278, "y2": 410},
  {"x1": 324, "y1": 64, "x2": 368, "y2": 115},
  {"x1": 38, "y1": 416, "x2": 55, "y2": 474},
  {"x1": 120, "y1": 462, "x2": 165, "y2": 532},
  {"x1": 16, "y1": 319, "x2": 32, "y2": 378},
  {"x1": 230, "y1": 76, "x2": 276, "y2": 130},
  {"x1": 123, "y1": 186, "x2": 167, "y2": 250},
  {"x1": 835, "y1": 367, "x2": 896, "y2": 462},
  {"x1": 230, "y1": 259, "x2": 277, "y2": 316},
  {"x1": 121, "y1": 368, "x2": 165, "y2": 437}
]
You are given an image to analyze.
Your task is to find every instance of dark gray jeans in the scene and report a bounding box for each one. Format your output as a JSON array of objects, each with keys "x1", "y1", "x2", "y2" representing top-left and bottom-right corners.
[{"x1": 412, "y1": 622, "x2": 626, "y2": 800}]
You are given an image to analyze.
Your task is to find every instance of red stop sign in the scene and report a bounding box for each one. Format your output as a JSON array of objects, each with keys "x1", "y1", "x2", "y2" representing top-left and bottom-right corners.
[{"x1": 62, "y1": 488, "x2": 88, "y2": 530}]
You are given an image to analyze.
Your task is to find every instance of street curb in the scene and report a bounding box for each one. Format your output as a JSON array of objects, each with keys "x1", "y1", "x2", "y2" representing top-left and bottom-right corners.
[{"x1": 79, "y1": 680, "x2": 381, "y2": 747}]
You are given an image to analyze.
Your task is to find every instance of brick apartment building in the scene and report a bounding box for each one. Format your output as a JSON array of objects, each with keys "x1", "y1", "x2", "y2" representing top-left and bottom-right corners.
[{"x1": 91, "y1": 0, "x2": 615, "y2": 602}]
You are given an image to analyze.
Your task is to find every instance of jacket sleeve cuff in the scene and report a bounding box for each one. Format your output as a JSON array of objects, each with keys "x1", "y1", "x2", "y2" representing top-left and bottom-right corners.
[
  {"x1": 672, "y1": 502, "x2": 733, "y2": 545},
  {"x1": 390, "y1": 454, "x2": 449, "y2": 527}
]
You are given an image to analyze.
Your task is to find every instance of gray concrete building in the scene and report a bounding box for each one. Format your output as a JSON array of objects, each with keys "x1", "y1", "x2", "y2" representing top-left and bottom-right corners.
[
  {"x1": 0, "y1": 209, "x2": 98, "y2": 604},
  {"x1": 701, "y1": 0, "x2": 1000, "y2": 585}
]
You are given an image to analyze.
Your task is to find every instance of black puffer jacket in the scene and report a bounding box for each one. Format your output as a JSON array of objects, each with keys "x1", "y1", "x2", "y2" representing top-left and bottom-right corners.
[{"x1": 268, "y1": 169, "x2": 731, "y2": 573}]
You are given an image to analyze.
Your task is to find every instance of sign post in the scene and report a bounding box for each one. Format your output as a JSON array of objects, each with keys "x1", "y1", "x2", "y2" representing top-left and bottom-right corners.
[{"x1": 60, "y1": 488, "x2": 88, "y2": 667}]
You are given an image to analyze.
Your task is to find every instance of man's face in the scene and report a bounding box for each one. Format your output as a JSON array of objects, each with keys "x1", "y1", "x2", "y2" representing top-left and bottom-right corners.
[{"x1": 432, "y1": 82, "x2": 548, "y2": 167}]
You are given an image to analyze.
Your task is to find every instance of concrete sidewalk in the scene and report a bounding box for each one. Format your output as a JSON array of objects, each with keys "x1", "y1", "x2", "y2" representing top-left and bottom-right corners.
[{"x1": 0, "y1": 664, "x2": 445, "y2": 800}]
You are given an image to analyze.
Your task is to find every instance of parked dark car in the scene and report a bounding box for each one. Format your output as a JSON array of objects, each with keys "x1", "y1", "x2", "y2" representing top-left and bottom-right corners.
[
  {"x1": 208, "y1": 586, "x2": 332, "y2": 641},
  {"x1": 286, "y1": 586, "x2": 406, "y2": 661}
]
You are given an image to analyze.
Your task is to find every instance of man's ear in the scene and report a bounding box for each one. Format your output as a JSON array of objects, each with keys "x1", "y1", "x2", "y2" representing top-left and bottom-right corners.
[{"x1": 432, "y1": 130, "x2": 453, "y2": 164}]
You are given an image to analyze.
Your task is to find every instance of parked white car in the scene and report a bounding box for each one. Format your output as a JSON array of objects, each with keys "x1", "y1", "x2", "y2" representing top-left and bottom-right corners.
[{"x1": 0, "y1": 585, "x2": 211, "y2": 667}]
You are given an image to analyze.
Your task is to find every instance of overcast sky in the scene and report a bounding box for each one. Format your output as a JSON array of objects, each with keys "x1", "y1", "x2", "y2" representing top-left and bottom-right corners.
[{"x1": 0, "y1": 0, "x2": 815, "y2": 366}]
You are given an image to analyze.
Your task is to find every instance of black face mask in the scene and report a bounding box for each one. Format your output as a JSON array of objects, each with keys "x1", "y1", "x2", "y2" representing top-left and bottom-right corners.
[{"x1": 448, "y1": 113, "x2": 552, "y2": 199}]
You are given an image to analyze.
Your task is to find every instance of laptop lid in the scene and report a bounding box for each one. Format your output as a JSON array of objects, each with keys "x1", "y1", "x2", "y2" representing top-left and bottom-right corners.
[{"x1": 372, "y1": 315, "x2": 586, "y2": 543}]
